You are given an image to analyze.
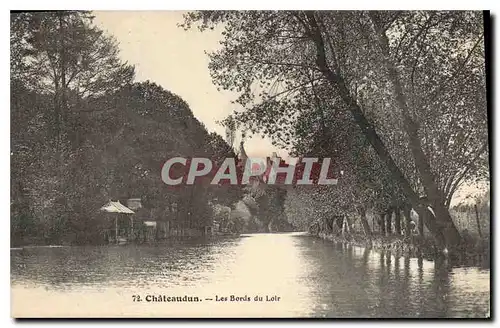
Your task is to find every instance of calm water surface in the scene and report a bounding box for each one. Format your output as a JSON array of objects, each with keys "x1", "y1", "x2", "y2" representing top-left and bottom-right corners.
[{"x1": 11, "y1": 232, "x2": 490, "y2": 318}]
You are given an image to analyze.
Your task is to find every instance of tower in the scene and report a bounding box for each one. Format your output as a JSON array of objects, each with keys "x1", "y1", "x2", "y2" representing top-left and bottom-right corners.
[{"x1": 239, "y1": 141, "x2": 248, "y2": 161}]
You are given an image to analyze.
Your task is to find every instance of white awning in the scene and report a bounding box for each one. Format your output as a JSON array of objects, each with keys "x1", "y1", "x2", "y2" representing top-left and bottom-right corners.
[{"x1": 100, "y1": 201, "x2": 135, "y2": 214}]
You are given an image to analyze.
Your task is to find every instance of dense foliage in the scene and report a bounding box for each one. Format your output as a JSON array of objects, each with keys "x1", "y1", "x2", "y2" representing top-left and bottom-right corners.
[
  {"x1": 11, "y1": 11, "x2": 242, "y2": 246},
  {"x1": 182, "y1": 10, "x2": 489, "y2": 252}
]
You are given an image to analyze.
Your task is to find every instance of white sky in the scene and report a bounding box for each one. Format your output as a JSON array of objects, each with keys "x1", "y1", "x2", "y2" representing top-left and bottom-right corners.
[{"x1": 93, "y1": 10, "x2": 285, "y2": 159}]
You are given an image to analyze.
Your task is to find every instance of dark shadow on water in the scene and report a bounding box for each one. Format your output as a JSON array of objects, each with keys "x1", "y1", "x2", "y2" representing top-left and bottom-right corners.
[{"x1": 294, "y1": 235, "x2": 490, "y2": 318}]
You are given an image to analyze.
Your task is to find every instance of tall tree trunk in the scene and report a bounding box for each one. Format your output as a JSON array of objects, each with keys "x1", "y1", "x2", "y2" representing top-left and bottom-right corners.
[
  {"x1": 474, "y1": 204, "x2": 483, "y2": 239},
  {"x1": 334, "y1": 216, "x2": 343, "y2": 234},
  {"x1": 379, "y1": 213, "x2": 386, "y2": 236},
  {"x1": 344, "y1": 215, "x2": 353, "y2": 235},
  {"x1": 359, "y1": 207, "x2": 372, "y2": 238},
  {"x1": 368, "y1": 12, "x2": 461, "y2": 250},
  {"x1": 304, "y1": 12, "x2": 462, "y2": 250},
  {"x1": 386, "y1": 208, "x2": 393, "y2": 235},
  {"x1": 55, "y1": 12, "x2": 67, "y2": 171},
  {"x1": 403, "y1": 205, "x2": 412, "y2": 236},
  {"x1": 304, "y1": 13, "x2": 420, "y2": 203},
  {"x1": 394, "y1": 207, "x2": 402, "y2": 235},
  {"x1": 328, "y1": 217, "x2": 335, "y2": 234},
  {"x1": 418, "y1": 210, "x2": 425, "y2": 238},
  {"x1": 58, "y1": 13, "x2": 67, "y2": 116},
  {"x1": 303, "y1": 13, "x2": 444, "y2": 243}
]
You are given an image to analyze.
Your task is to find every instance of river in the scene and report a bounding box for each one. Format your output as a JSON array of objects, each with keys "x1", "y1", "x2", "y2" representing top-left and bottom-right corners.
[{"x1": 11, "y1": 232, "x2": 490, "y2": 318}]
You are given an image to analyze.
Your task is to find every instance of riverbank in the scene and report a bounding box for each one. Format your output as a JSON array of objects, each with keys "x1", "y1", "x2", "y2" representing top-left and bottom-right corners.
[{"x1": 313, "y1": 231, "x2": 490, "y2": 268}]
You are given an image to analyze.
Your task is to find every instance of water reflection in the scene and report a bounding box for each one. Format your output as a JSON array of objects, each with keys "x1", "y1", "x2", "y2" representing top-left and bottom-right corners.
[
  {"x1": 11, "y1": 239, "x2": 241, "y2": 290},
  {"x1": 11, "y1": 233, "x2": 490, "y2": 318}
]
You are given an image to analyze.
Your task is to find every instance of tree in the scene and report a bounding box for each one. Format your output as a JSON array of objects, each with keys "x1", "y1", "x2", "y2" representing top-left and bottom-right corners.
[
  {"x1": 12, "y1": 11, "x2": 135, "y2": 98},
  {"x1": 11, "y1": 11, "x2": 135, "y2": 153},
  {"x1": 181, "y1": 10, "x2": 488, "y2": 250},
  {"x1": 12, "y1": 12, "x2": 242, "y2": 244}
]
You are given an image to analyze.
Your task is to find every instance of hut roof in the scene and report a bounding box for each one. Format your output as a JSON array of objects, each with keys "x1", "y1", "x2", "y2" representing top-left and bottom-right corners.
[{"x1": 100, "y1": 200, "x2": 135, "y2": 214}]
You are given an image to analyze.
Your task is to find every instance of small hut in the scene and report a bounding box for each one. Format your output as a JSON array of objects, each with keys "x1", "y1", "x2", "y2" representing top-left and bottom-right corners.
[{"x1": 100, "y1": 200, "x2": 135, "y2": 245}]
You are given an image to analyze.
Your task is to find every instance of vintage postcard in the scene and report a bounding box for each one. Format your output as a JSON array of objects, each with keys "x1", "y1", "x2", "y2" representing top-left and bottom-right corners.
[{"x1": 10, "y1": 10, "x2": 490, "y2": 318}]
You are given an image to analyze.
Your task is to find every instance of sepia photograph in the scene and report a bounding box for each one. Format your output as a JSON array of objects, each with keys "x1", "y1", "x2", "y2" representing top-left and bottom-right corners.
[{"x1": 10, "y1": 9, "x2": 491, "y2": 319}]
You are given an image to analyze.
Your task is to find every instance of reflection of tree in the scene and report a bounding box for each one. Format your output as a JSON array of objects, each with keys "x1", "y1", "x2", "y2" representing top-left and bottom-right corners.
[{"x1": 431, "y1": 256, "x2": 451, "y2": 317}]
